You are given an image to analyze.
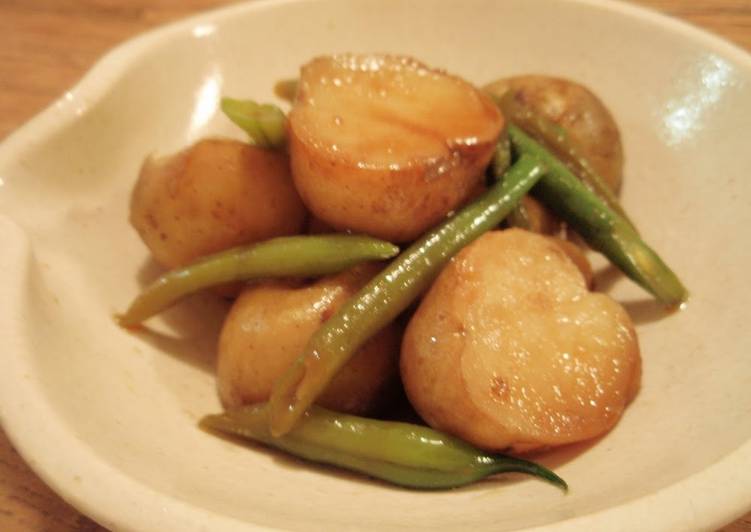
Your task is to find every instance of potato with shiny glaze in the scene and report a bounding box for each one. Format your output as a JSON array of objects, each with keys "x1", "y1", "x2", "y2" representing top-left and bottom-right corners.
[
  {"x1": 131, "y1": 138, "x2": 307, "y2": 269},
  {"x1": 511, "y1": 195, "x2": 563, "y2": 236},
  {"x1": 484, "y1": 75, "x2": 624, "y2": 192},
  {"x1": 289, "y1": 54, "x2": 504, "y2": 242},
  {"x1": 550, "y1": 236, "x2": 594, "y2": 288},
  {"x1": 217, "y1": 264, "x2": 401, "y2": 415},
  {"x1": 401, "y1": 229, "x2": 640, "y2": 453}
]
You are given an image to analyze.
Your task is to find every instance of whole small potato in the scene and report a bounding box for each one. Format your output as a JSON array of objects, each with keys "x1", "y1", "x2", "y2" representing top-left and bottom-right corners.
[
  {"x1": 513, "y1": 195, "x2": 562, "y2": 236},
  {"x1": 131, "y1": 138, "x2": 307, "y2": 269},
  {"x1": 401, "y1": 229, "x2": 640, "y2": 453},
  {"x1": 289, "y1": 54, "x2": 504, "y2": 242},
  {"x1": 217, "y1": 264, "x2": 401, "y2": 415},
  {"x1": 484, "y1": 75, "x2": 624, "y2": 192},
  {"x1": 548, "y1": 236, "x2": 594, "y2": 288}
]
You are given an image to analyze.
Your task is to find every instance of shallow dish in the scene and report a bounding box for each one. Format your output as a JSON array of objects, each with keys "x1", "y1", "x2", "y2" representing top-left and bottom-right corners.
[{"x1": 1, "y1": 0, "x2": 750, "y2": 530}]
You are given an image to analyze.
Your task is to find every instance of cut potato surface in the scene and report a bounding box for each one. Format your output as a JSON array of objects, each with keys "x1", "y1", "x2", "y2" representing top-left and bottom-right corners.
[
  {"x1": 217, "y1": 264, "x2": 401, "y2": 415},
  {"x1": 289, "y1": 54, "x2": 503, "y2": 242},
  {"x1": 401, "y1": 229, "x2": 640, "y2": 453},
  {"x1": 131, "y1": 138, "x2": 307, "y2": 269}
]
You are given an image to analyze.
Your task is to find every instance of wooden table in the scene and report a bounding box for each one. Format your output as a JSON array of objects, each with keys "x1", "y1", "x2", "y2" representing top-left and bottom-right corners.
[{"x1": 1, "y1": 1, "x2": 750, "y2": 530}]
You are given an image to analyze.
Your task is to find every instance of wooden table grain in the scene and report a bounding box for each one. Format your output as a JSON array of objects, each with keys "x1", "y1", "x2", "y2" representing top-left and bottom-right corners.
[{"x1": 1, "y1": 1, "x2": 750, "y2": 530}]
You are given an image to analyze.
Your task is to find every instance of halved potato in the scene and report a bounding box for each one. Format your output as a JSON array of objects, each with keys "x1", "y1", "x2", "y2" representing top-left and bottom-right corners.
[
  {"x1": 131, "y1": 138, "x2": 307, "y2": 269},
  {"x1": 289, "y1": 54, "x2": 504, "y2": 242},
  {"x1": 401, "y1": 229, "x2": 640, "y2": 453},
  {"x1": 217, "y1": 264, "x2": 401, "y2": 415}
]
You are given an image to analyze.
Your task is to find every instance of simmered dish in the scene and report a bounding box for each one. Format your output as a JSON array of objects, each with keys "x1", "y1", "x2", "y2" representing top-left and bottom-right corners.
[{"x1": 120, "y1": 53, "x2": 687, "y2": 491}]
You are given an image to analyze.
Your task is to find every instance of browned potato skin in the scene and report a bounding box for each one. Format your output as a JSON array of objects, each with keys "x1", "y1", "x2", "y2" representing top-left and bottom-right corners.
[
  {"x1": 518, "y1": 195, "x2": 562, "y2": 235},
  {"x1": 401, "y1": 229, "x2": 640, "y2": 453},
  {"x1": 217, "y1": 264, "x2": 401, "y2": 415},
  {"x1": 305, "y1": 215, "x2": 335, "y2": 235},
  {"x1": 130, "y1": 138, "x2": 307, "y2": 269},
  {"x1": 289, "y1": 54, "x2": 504, "y2": 242},
  {"x1": 484, "y1": 75, "x2": 624, "y2": 193},
  {"x1": 548, "y1": 236, "x2": 594, "y2": 288}
]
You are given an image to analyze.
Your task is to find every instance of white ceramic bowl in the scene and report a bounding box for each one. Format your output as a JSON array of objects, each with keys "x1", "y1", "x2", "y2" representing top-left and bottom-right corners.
[{"x1": 1, "y1": 0, "x2": 750, "y2": 530}]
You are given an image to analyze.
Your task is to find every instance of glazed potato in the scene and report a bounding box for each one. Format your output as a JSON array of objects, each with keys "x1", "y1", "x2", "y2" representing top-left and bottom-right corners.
[
  {"x1": 401, "y1": 229, "x2": 640, "y2": 453},
  {"x1": 514, "y1": 195, "x2": 562, "y2": 236},
  {"x1": 484, "y1": 75, "x2": 624, "y2": 192},
  {"x1": 131, "y1": 138, "x2": 307, "y2": 269},
  {"x1": 289, "y1": 54, "x2": 504, "y2": 242},
  {"x1": 549, "y1": 236, "x2": 594, "y2": 288},
  {"x1": 217, "y1": 264, "x2": 401, "y2": 415}
]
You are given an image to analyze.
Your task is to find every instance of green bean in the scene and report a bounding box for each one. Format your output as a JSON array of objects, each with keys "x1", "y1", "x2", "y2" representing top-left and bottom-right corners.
[
  {"x1": 201, "y1": 403, "x2": 567, "y2": 490},
  {"x1": 509, "y1": 124, "x2": 688, "y2": 306},
  {"x1": 496, "y1": 91, "x2": 636, "y2": 229},
  {"x1": 490, "y1": 126, "x2": 537, "y2": 231},
  {"x1": 268, "y1": 155, "x2": 546, "y2": 436},
  {"x1": 221, "y1": 97, "x2": 287, "y2": 148},
  {"x1": 117, "y1": 235, "x2": 399, "y2": 327}
]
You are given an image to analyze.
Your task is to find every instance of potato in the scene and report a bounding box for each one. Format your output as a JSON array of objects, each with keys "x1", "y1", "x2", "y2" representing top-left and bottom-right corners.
[
  {"x1": 548, "y1": 236, "x2": 594, "y2": 288},
  {"x1": 289, "y1": 54, "x2": 503, "y2": 242},
  {"x1": 484, "y1": 75, "x2": 624, "y2": 192},
  {"x1": 217, "y1": 264, "x2": 401, "y2": 415},
  {"x1": 401, "y1": 229, "x2": 640, "y2": 453},
  {"x1": 130, "y1": 138, "x2": 307, "y2": 269},
  {"x1": 514, "y1": 195, "x2": 562, "y2": 236}
]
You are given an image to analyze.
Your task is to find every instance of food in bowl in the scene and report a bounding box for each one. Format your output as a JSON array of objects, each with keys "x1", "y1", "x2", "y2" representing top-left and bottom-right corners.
[{"x1": 119, "y1": 53, "x2": 686, "y2": 491}]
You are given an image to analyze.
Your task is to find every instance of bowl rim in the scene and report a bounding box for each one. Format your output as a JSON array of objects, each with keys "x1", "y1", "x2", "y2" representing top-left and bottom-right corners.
[{"x1": 1, "y1": 0, "x2": 750, "y2": 530}]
